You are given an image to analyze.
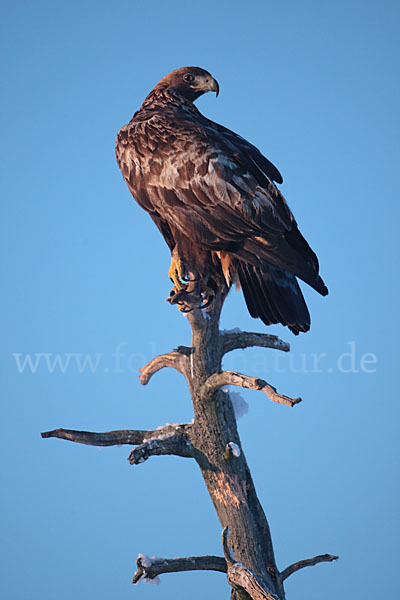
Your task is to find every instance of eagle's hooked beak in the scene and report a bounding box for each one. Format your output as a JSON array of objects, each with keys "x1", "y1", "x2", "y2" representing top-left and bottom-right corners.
[{"x1": 204, "y1": 75, "x2": 219, "y2": 97}]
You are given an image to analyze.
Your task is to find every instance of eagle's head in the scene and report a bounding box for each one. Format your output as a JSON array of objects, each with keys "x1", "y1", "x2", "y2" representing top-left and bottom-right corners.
[{"x1": 153, "y1": 67, "x2": 219, "y2": 102}]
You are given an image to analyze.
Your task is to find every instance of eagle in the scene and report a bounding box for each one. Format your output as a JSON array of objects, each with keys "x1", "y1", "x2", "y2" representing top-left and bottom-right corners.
[{"x1": 116, "y1": 67, "x2": 327, "y2": 334}]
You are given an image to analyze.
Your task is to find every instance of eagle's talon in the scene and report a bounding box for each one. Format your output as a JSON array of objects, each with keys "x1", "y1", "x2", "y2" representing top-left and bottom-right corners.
[
  {"x1": 167, "y1": 282, "x2": 215, "y2": 313},
  {"x1": 200, "y1": 294, "x2": 215, "y2": 310},
  {"x1": 167, "y1": 278, "x2": 216, "y2": 313},
  {"x1": 167, "y1": 287, "x2": 190, "y2": 306},
  {"x1": 198, "y1": 290, "x2": 215, "y2": 310},
  {"x1": 179, "y1": 304, "x2": 193, "y2": 313},
  {"x1": 169, "y1": 276, "x2": 188, "y2": 288}
]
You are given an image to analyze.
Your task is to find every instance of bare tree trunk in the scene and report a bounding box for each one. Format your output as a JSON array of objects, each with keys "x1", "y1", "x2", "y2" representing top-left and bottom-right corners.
[{"x1": 42, "y1": 288, "x2": 336, "y2": 599}]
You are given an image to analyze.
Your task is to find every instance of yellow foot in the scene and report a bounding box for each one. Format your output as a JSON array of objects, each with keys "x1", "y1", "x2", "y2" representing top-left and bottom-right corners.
[{"x1": 168, "y1": 256, "x2": 187, "y2": 290}]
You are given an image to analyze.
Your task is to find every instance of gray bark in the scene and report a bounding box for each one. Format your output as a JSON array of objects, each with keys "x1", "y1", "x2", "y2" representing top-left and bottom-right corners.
[{"x1": 41, "y1": 288, "x2": 337, "y2": 598}]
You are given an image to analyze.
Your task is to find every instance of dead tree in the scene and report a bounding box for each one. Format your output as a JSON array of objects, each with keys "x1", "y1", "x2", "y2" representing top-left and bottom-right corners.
[{"x1": 42, "y1": 286, "x2": 337, "y2": 599}]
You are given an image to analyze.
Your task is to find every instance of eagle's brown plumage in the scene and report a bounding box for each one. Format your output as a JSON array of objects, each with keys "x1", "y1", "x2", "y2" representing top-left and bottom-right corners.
[{"x1": 116, "y1": 66, "x2": 327, "y2": 334}]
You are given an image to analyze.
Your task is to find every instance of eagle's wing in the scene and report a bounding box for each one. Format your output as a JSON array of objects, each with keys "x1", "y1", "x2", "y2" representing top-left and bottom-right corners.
[
  {"x1": 116, "y1": 123, "x2": 176, "y2": 252},
  {"x1": 116, "y1": 113, "x2": 326, "y2": 294},
  {"x1": 201, "y1": 117, "x2": 284, "y2": 185}
]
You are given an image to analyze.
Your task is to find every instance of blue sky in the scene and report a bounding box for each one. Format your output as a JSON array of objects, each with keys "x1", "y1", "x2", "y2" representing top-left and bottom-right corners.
[{"x1": 1, "y1": 1, "x2": 399, "y2": 598}]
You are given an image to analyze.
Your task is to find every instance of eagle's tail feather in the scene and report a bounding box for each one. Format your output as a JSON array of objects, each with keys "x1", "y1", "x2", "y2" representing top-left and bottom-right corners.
[
  {"x1": 237, "y1": 261, "x2": 311, "y2": 335},
  {"x1": 242, "y1": 234, "x2": 328, "y2": 297}
]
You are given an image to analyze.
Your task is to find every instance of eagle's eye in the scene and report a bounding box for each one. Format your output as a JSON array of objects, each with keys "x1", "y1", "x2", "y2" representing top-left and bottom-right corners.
[{"x1": 183, "y1": 73, "x2": 195, "y2": 83}]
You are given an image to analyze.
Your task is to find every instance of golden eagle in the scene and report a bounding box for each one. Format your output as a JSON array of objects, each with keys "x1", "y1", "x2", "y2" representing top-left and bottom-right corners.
[{"x1": 116, "y1": 67, "x2": 327, "y2": 334}]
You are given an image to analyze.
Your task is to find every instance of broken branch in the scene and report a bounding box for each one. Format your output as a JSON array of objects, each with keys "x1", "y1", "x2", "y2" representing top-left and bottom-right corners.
[
  {"x1": 41, "y1": 423, "x2": 193, "y2": 448},
  {"x1": 132, "y1": 554, "x2": 227, "y2": 584},
  {"x1": 139, "y1": 348, "x2": 190, "y2": 385},
  {"x1": 201, "y1": 371, "x2": 302, "y2": 407},
  {"x1": 280, "y1": 553, "x2": 338, "y2": 582},
  {"x1": 128, "y1": 433, "x2": 194, "y2": 465},
  {"x1": 40, "y1": 428, "x2": 148, "y2": 446},
  {"x1": 222, "y1": 331, "x2": 290, "y2": 355},
  {"x1": 222, "y1": 528, "x2": 278, "y2": 600}
]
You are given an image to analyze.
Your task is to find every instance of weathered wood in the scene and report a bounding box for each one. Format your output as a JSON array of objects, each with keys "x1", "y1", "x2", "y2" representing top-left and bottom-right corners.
[
  {"x1": 132, "y1": 554, "x2": 227, "y2": 584},
  {"x1": 41, "y1": 286, "x2": 336, "y2": 599},
  {"x1": 280, "y1": 553, "x2": 338, "y2": 582},
  {"x1": 139, "y1": 348, "x2": 189, "y2": 385},
  {"x1": 181, "y1": 291, "x2": 285, "y2": 599},
  {"x1": 128, "y1": 433, "x2": 194, "y2": 464},
  {"x1": 222, "y1": 527, "x2": 279, "y2": 600},
  {"x1": 221, "y1": 331, "x2": 290, "y2": 355},
  {"x1": 41, "y1": 428, "x2": 148, "y2": 446},
  {"x1": 201, "y1": 370, "x2": 302, "y2": 407},
  {"x1": 41, "y1": 423, "x2": 192, "y2": 447}
]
